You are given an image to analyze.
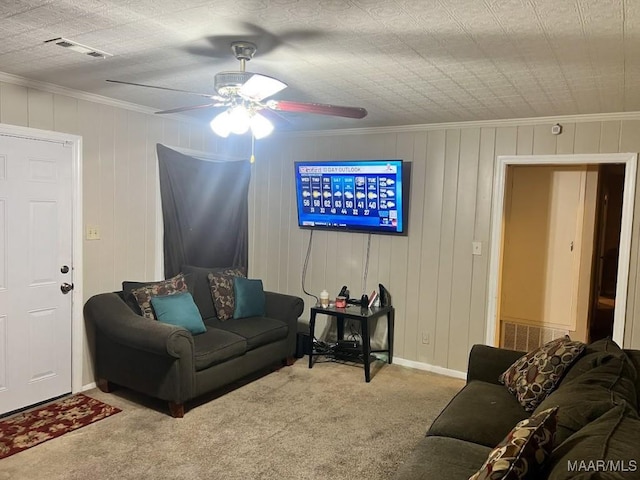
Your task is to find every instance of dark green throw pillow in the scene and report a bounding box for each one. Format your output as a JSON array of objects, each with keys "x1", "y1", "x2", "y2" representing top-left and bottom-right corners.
[
  {"x1": 233, "y1": 277, "x2": 266, "y2": 319},
  {"x1": 545, "y1": 403, "x2": 640, "y2": 480},
  {"x1": 150, "y1": 292, "x2": 206, "y2": 335},
  {"x1": 561, "y1": 337, "x2": 635, "y2": 384},
  {"x1": 533, "y1": 347, "x2": 638, "y2": 445}
]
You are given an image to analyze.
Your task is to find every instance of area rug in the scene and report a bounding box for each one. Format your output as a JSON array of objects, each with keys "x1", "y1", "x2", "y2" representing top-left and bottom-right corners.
[{"x1": 0, "y1": 393, "x2": 121, "y2": 459}]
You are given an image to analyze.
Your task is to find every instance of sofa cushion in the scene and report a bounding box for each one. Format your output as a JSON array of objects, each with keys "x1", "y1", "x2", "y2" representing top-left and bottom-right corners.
[
  {"x1": 469, "y1": 407, "x2": 558, "y2": 480},
  {"x1": 217, "y1": 316, "x2": 288, "y2": 351},
  {"x1": 499, "y1": 336, "x2": 585, "y2": 411},
  {"x1": 125, "y1": 273, "x2": 189, "y2": 319},
  {"x1": 627, "y1": 349, "x2": 640, "y2": 403},
  {"x1": 192, "y1": 328, "x2": 247, "y2": 371},
  {"x1": 392, "y1": 436, "x2": 491, "y2": 480},
  {"x1": 233, "y1": 277, "x2": 266, "y2": 319},
  {"x1": 427, "y1": 380, "x2": 529, "y2": 448},
  {"x1": 533, "y1": 342, "x2": 638, "y2": 445},
  {"x1": 545, "y1": 403, "x2": 640, "y2": 480},
  {"x1": 181, "y1": 265, "x2": 246, "y2": 320},
  {"x1": 208, "y1": 269, "x2": 246, "y2": 321},
  {"x1": 560, "y1": 337, "x2": 634, "y2": 384},
  {"x1": 150, "y1": 292, "x2": 206, "y2": 335}
]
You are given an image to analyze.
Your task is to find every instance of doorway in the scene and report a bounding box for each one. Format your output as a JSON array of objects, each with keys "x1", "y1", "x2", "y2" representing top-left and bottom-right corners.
[
  {"x1": 486, "y1": 153, "x2": 637, "y2": 348},
  {"x1": 0, "y1": 124, "x2": 83, "y2": 415},
  {"x1": 499, "y1": 164, "x2": 596, "y2": 349},
  {"x1": 589, "y1": 164, "x2": 625, "y2": 342}
]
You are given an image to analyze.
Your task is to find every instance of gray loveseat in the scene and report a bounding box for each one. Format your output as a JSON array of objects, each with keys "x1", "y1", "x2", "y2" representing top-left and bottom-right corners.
[
  {"x1": 84, "y1": 265, "x2": 304, "y2": 417},
  {"x1": 394, "y1": 338, "x2": 640, "y2": 479}
]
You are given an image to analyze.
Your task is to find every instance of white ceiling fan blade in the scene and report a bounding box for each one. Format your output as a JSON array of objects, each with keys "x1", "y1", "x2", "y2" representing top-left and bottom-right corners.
[{"x1": 240, "y1": 74, "x2": 287, "y2": 101}]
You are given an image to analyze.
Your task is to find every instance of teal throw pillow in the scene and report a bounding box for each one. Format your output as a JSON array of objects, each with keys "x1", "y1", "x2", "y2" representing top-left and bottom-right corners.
[
  {"x1": 150, "y1": 292, "x2": 206, "y2": 335},
  {"x1": 233, "y1": 277, "x2": 266, "y2": 319}
]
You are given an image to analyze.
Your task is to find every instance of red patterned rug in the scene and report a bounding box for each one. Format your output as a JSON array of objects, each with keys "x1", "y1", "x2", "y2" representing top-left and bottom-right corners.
[{"x1": 0, "y1": 393, "x2": 121, "y2": 459}]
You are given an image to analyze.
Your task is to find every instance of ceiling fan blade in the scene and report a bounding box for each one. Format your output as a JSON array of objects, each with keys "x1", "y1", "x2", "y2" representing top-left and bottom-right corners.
[
  {"x1": 258, "y1": 107, "x2": 291, "y2": 127},
  {"x1": 155, "y1": 103, "x2": 226, "y2": 114},
  {"x1": 239, "y1": 74, "x2": 287, "y2": 101},
  {"x1": 106, "y1": 79, "x2": 223, "y2": 100},
  {"x1": 267, "y1": 100, "x2": 368, "y2": 119}
]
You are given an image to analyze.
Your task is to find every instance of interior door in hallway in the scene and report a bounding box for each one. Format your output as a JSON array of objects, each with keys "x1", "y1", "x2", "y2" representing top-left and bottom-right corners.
[{"x1": 0, "y1": 133, "x2": 73, "y2": 415}]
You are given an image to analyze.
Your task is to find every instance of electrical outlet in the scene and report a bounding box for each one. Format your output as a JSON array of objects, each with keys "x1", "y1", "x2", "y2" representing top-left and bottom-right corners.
[
  {"x1": 86, "y1": 225, "x2": 100, "y2": 240},
  {"x1": 472, "y1": 241, "x2": 482, "y2": 256},
  {"x1": 422, "y1": 332, "x2": 430, "y2": 344}
]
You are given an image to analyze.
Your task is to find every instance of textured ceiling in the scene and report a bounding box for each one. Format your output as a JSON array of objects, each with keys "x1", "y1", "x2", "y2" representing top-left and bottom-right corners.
[{"x1": 1, "y1": 0, "x2": 638, "y2": 131}]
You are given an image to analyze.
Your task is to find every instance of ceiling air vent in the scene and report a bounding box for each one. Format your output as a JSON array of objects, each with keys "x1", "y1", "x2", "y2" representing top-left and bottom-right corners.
[{"x1": 44, "y1": 37, "x2": 112, "y2": 59}]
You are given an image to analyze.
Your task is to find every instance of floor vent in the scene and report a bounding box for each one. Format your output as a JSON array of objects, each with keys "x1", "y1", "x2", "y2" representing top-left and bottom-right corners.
[{"x1": 500, "y1": 321, "x2": 568, "y2": 351}]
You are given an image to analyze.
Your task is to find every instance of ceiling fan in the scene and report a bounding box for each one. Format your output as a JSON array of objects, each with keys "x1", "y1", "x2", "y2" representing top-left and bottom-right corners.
[{"x1": 107, "y1": 41, "x2": 367, "y2": 138}]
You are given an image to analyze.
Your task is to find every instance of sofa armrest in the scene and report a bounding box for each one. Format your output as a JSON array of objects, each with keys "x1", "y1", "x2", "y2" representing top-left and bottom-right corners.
[
  {"x1": 84, "y1": 293, "x2": 194, "y2": 358},
  {"x1": 466, "y1": 344, "x2": 525, "y2": 385},
  {"x1": 264, "y1": 291, "x2": 304, "y2": 357},
  {"x1": 264, "y1": 291, "x2": 304, "y2": 324}
]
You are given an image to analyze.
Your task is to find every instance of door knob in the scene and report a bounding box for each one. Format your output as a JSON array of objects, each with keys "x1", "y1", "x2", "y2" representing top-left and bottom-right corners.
[{"x1": 60, "y1": 282, "x2": 74, "y2": 294}]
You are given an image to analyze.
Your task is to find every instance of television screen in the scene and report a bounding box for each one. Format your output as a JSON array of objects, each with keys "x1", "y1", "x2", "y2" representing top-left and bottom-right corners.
[{"x1": 294, "y1": 159, "x2": 409, "y2": 235}]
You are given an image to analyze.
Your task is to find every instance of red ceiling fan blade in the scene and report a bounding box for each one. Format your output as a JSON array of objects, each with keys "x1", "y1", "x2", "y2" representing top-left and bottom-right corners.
[
  {"x1": 267, "y1": 100, "x2": 367, "y2": 119},
  {"x1": 106, "y1": 79, "x2": 224, "y2": 100},
  {"x1": 258, "y1": 107, "x2": 291, "y2": 127},
  {"x1": 154, "y1": 103, "x2": 227, "y2": 115}
]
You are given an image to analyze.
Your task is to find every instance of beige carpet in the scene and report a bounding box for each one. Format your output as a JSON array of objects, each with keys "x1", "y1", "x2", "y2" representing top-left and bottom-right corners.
[{"x1": 0, "y1": 359, "x2": 464, "y2": 480}]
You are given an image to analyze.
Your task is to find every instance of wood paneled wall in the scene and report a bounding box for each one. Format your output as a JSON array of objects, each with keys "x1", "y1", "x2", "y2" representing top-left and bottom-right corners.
[
  {"x1": 3, "y1": 78, "x2": 640, "y2": 380},
  {"x1": 252, "y1": 120, "x2": 640, "y2": 373}
]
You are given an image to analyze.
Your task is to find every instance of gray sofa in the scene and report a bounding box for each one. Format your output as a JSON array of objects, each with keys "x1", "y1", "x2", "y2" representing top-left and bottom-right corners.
[
  {"x1": 394, "y1": 339, "x2": 640, "y2": 479},
  {"x1": 84, "y1": 265, "x2": 304, "y2": 417}
]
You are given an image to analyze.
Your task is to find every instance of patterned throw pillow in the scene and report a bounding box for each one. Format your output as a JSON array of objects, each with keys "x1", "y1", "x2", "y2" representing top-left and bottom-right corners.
[
  {"x1": 207, "y1": 268, "x2": 246, "y2": 321},
  {"x1": 469, "y1": 406, "x2": 558, "y2": 480},
  {"x1": 131, "y1": 273, "x2": 188, "y2": 319},
  {"x1": 499, "y1": 336, "x2": 585, "y2": 412}
]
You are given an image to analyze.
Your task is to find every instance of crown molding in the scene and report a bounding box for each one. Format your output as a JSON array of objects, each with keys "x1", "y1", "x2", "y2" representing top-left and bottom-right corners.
[
  {"x1": 0, "y1": 71, "x2": 202, "y2": 123},
  {"x1": 275, "y1": 110, "x2": 640, "y2": 138}
]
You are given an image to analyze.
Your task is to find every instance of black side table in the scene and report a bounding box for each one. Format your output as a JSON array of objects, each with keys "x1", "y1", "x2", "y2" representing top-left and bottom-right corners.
[{"x1": 308, "y1": 304, "x2": 395, "y2": 382}]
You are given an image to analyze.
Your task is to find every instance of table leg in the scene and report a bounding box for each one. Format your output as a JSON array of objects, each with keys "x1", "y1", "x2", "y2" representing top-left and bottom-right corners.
[
  {"x1": 388, "y1": 309, "x2": 394, "y2": 364},
  {"x1": 308, "y1": 311, "x2": 316, "y2": 369},
  {"x1": 337, "y1": 316, "x2": 345, "y2": 340},
  {"x1": 362, "y1": 316, "x2": 371, "y2": 382}
]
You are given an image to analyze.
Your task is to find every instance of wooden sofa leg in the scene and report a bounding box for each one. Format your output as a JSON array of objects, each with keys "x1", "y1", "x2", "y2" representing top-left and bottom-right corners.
[
  {"x1": 97, "y1": 378, "x2": 116, "y2": 393},
  {"x1": 284, "y1": 356, "x2": 295, "y2": 366},
  {"x1": 168, "y1": 402, "x2": 185, "y2": 418}
]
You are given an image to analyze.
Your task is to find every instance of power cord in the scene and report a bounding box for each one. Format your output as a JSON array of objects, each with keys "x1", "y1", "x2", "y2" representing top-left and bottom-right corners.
[
  {"x1": 361, "y1": 232, "x2": 372, "y2": 295},
  {"x1": 348, "y1": 324, "x2": 362, "y2": 344},
  {"x1": 313, "y1": 337, "x2": 335, "y2": 355},
  {"x1": 301, "y1": 230, "x2": 319, "y2": 305}
]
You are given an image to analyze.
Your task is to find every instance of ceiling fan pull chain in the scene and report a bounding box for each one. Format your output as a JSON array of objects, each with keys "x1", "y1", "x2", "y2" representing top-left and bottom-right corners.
[{"x1": 250, "y1": 133, "x2": 256, "y2": 164}]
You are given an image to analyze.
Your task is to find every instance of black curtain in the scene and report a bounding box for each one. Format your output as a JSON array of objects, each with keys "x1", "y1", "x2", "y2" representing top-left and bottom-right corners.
[{"x1": 157, "y1": 144, "x2": 251, "y2": 278}]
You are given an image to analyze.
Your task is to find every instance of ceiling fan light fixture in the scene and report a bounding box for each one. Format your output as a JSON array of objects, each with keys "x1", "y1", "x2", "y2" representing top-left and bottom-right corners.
[
  {"x1": 250, "y1": 112, "x2": 274, "y2": 139},
  {"x1": 228, "y1": 106, "x2": 251, "y2": 134},
  {"x1": 210, "y1": 111, "x2": 231, "y2": 137}
]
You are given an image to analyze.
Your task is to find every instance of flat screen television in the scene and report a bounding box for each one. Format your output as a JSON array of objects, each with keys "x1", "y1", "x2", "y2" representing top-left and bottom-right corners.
[{"x1": 294, "y1": 159, "x2": 410, "y2": 235}]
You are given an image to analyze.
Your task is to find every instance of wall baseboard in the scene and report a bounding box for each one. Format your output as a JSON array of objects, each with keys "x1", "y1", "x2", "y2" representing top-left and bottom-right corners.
[
  {"x1": 81, "y1": 382, "x2": 97, "y2": 392},
  {"x1": 393, "y1": 357, "x2": 467, "y2": 380}
]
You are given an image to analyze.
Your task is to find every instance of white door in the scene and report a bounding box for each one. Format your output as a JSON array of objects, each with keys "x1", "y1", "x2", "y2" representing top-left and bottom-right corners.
[{"x1": 0, "y1": 134, "x2": 73, "y2": 415}]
